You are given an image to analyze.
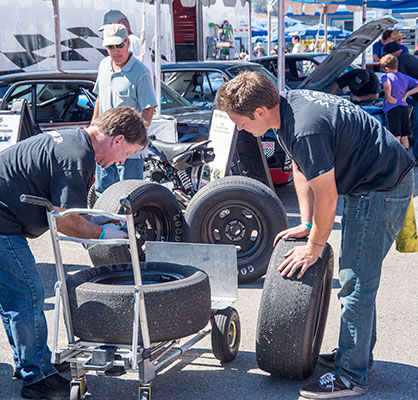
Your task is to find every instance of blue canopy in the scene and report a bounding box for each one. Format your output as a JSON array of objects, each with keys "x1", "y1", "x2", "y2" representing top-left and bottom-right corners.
[{"x1": 288, "y1": 0, "x2": 418, "y2": 9}]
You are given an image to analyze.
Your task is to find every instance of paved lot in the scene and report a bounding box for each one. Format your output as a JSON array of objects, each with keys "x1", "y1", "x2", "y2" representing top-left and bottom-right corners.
[{"x1": 0, "y1": 168, "x2": 417, "y2": 400}]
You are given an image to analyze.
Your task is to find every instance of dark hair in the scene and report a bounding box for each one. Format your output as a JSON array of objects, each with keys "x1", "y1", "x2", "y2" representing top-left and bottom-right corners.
[
  {"x1": 382, "y1": 30, "x2": 393, "y2": 41},
  {"x1": 92, "y1": 107, "x2": 148, "y2": 149},
  {"x1": 215, "y1": 72, "x2": 280, "y2": 118},
  {"x1": 293, "y1": 35, "x2": 301, "y2": 41}
]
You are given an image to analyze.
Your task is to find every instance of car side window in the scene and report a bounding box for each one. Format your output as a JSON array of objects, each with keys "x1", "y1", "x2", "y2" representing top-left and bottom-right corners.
[{"x1": 5, "y1": 83, "x2": 33, "y2": 110}]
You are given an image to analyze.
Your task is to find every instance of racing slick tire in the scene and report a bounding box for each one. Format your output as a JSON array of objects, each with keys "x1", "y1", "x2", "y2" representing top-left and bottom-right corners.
[
  {"x1": 66, "y1": 262, "x2": 211, "y2": 344},
  {"x1": 184, "y1": 176, "x2": 288, "y2": 284},
  {"x1": 256, "y1": 239, "x2": 334, "y2": 379},
  {"x1": 88, "y1": 180, "x2": 183, "y2": 267}
]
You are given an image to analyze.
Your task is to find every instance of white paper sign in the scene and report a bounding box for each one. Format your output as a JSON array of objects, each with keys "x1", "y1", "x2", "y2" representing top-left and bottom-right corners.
[
  {"x1": 207, "y1": 110, "x2": 237, "y2": 181},
  {"x1": 0, "y1": 114, "x2": 21, "y2": 152}
]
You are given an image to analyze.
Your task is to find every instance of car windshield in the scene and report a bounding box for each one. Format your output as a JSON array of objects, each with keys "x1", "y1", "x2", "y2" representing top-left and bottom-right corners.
[
  {"x1": 161, "y1": 81, "x2": 194, "y2": 110},
  {"x1": 226, "y1": 65, "x2": 278, "y2": 85}
]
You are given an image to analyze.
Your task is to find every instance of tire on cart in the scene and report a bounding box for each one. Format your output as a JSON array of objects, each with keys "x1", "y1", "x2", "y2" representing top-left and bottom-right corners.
[
  {"x1": 211, "y1": 307, "x2": 241, "y2": 363},
  {"x1": 256, "y1": 239, "x2": 333, "y2": 379},
  {"x1": 87, "y1": 182, "x2": 97, "y2": 208},
  {"x1": 88, "y1": 180, "x2": 183, "y2": 267},
  {"x1": 70, "y1": 385, "x2": 80, "y2": 400},
  {"x1": 66, "y1": 262, "x2": 211, "y2": 344},
  {"x1": 184, "y1": 176, "x2": 288, "y2": 284}
]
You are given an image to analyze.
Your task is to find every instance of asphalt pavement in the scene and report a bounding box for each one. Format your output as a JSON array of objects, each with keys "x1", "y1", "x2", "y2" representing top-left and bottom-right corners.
[{"x1": 0, "y1": 168, "x2": 417, "y2": 400}]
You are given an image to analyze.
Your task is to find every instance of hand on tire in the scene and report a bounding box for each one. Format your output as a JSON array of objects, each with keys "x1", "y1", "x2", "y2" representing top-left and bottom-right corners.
[
  {"x1": 278, "y1": 245, "x2": 319, "y2": 279},
  {"x1": 101, "y1": 223, "x2": 128, "y2": 240},
  {"x1": 273, "y1": 224, "x2": 310, "y2": 246}
]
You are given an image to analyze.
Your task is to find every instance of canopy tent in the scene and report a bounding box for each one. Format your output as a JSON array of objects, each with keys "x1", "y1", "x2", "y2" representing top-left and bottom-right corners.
[{"x1": 273, "y1": 0, "x2": 418, "y2": 91}]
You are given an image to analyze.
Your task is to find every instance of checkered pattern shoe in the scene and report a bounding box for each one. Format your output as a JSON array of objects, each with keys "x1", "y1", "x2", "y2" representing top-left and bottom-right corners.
[{"x1": 300, "y1": 372, "x2": 367, "y2": 399}]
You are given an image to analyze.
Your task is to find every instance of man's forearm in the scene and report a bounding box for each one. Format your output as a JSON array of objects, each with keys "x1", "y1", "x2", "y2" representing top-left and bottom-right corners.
[
  {"x1": 141, "y1": 106, "x2": 156, "y2": 128},
  {"x1": 292, "y1": 161, "x2": 314, "y2": 224},
  {"x1": 92, "y1": 96, "x2": 100, "y2": 122},
  {"x1": 55, "y1": 208, "x2": 102, "y2": 239}
]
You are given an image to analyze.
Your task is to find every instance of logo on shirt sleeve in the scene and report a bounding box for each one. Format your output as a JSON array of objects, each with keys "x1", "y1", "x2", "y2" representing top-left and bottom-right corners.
[{"x1": 47, "y1": 131, "x2": 64, "y2": 144}]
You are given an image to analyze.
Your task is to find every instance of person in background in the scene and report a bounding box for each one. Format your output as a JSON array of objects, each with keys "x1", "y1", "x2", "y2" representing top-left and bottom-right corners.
[
  {"x1": 329, "y1": 69, "x2": 380, "y2": 104},
  {"x1": 92, "y1": 24, "x2": 157, "y2": 195},
  {"x1": 384, "y1": 41, "x2": 418, "y2": 165},
  {"x1": 379, "y1": 54, "x2": 418, "y2": 149},
  {"x1": 372, "y1": 30, "x2": 392, "y2": 62},
  {"x1": 291, "y1": 35, "x2": 304, "y2": 53},
  {"x1": 99, "y1": 9, "x2": 153, "y2": 76},
  {"x1": 215, "y1": 71, "x2": 414, "y2": 399},
  {"x1": 0, "y1": 107, "x2": 146, "y2": 400},
  {"x1": 388, "y1": 30, "x2": 409, "y2": 54},
  {"x1": 257, "y1": 47, "x2": 266, "y2": 58}
]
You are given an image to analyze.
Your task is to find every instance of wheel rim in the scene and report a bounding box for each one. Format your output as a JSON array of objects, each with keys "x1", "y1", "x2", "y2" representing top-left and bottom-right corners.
[
  {"x1": 199, "y1": 200, "x2": 269, "y2": 268},
  {"x1": 132, "y1": 205, "x2": 172, "y2": 255},
  {"x1": 228, "y1": 320, "x2": 238, "y2": 348},
  {"x1": 91, "y1": 270, "x2": 185, "y2": 285}
]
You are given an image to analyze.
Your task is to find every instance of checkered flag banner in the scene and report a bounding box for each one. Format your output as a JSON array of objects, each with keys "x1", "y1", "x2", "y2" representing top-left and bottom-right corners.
[{"x1": 262, "y1": 141, "x2": 275, "y2": 158}]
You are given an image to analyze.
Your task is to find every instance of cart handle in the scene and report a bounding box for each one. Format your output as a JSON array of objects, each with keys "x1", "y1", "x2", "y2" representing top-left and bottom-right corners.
[{"x1": 20, "y1": 194, "x2": 54, "y2": 212}]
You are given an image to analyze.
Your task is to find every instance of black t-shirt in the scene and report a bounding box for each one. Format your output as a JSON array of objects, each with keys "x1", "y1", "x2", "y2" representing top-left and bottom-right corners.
[
  {"x1": 398, "y1": 52, "x2": 418, "y2": 101},
  {"x1": 0, "y1": 128, "x2": 95, "y2": 238},
  {"x1": 336, "y1": 69, "x2": 380, "y2": 96},
  {"x1": 275, "y1": 90, "x2": 414, "y2": 195}
]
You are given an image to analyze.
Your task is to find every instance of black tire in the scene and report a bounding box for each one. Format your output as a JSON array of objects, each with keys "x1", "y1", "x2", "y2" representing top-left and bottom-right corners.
[
  {"x1": 184, "y1": 176, "x2": 288, "y2": 284},
  {"x1": 256, "y1": 239, "x2": 334, "y2": 379},
  {"x1": 66, "y1": 262, "x2": 211, "y2": 345},
  {"x1": 211, "y1": 307, "x2": 241, "y2": 363},
  {"x1": 87, "y1": 182, "x2": 97, "y2": 208},
  {"x1": 88, "y1": 180, "x2": 183, "y2": 267}
]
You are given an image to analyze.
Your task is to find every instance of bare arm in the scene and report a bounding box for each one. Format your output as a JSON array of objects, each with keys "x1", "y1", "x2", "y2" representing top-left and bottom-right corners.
[
  {"x1": 402, "y1": 84, "x2": 418, "y2": 103},
  {"x1": 141, "y1": 106, "x2": 156, "y2": 128},
  {"x1": 373, "y1": 53, "x2": 380, "y2": 62},
  {"x1": 383, "y1": 81, "x2": 397, "y2": 104},
  {"x1": 350, "y1": 93, "x2": 379, "y2": 103},
  {"x1": 274, "y1": 162, "x2": 313, "y2": 243},
  {"x1": 329, "y1": 82, "x2": 339, "y2": 95},
  {"x1": 278, "y1": 168, "x2": 338, "y2": 279},
  {"x1": 92, "y1": 95, "x2": 100, "y2": 121},
  {"x1": 54, "y1": 207, "x2": 102, "y2": 239}
]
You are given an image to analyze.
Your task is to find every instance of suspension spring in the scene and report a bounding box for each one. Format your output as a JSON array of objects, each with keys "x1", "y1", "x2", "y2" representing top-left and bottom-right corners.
[{"x1": 177, "y1": 170, "x2": 193, "y2": 193}]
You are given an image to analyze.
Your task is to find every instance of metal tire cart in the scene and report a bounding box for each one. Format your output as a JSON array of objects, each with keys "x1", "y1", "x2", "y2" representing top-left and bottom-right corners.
[{"x1": 20, "y1": 194, "x2": 240, "y2": 400}]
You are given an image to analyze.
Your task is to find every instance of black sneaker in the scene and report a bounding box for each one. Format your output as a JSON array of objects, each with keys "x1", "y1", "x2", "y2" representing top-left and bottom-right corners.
[
  {"x1": 300, "y1": 372, "x2": 367, "y2": 399},
  {"x1": 14, "y1": 363, "x2": 70, "y2": 381},
  {"x1": 318, "y1": 349, "x2": 373, "y2": 370},
  {"x1": 21, "y1": 373, "x2": 70, "y2": 400}
]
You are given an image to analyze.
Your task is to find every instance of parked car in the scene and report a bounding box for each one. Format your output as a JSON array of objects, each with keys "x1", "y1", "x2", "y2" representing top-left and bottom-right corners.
[
  {"x1": 253, "y1": 16, "x2": 395, "y2": 95},
  {"x1": 0, "y1": 70, "x2": 287, "y2": 185},
  {"x1": 161, "y1": 61, "x2": 278, "y2": 109},
  {"x1": 161, "y1": 61, "x2": 292, "y2": 185}
]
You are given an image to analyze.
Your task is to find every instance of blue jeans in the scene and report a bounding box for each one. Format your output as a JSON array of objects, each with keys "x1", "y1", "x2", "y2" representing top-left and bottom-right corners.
[
  {"x1": 0, "y1": 235, "x2": 57, "y2": 385},
  {"x1": 335, "y1": 170, "x2": 414, "y2": 388},
  {"x1": 95, "y1": 158, "x2": 144, "y2": 195},
  {"x1": 412, "y1": 101, "x2": 418, "y2": 159}
]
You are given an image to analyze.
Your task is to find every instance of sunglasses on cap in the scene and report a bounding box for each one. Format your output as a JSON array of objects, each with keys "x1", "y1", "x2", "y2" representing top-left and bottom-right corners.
[{"x1": 106, "y1": 39, "x2": 127, "y2": 50}]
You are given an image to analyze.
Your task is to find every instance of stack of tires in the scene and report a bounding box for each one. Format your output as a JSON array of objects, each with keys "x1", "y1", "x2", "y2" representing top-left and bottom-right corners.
[{"x1": 88, "y1": 176, "x2": 288, "y2": 285}]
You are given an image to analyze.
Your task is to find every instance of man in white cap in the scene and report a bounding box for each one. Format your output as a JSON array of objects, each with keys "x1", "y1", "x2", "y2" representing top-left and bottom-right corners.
[
  {"x1": 100, "y1": 9, "x2": 154, "y2": 75},
  {"x1": 92, "y1": 23, "x2": 157, "y2": 195}
]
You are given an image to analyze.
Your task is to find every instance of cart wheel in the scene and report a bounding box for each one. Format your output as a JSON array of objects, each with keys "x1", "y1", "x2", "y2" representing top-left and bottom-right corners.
[
  {"x1": 70, "y1": 385, "x2": 80, "y2": 400},
  {"x1": 211, "y1": 307, "x2": 241, "y2": 362},
  {"x1": 139, "y1": 384, "x2": 151, "y2": 400}
]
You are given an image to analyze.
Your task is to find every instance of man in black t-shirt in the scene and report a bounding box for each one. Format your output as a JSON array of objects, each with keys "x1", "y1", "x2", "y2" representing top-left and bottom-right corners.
[
  {"x1": 0, "y1": 107, "x2": 147, "y2": 400},
  {"x1": 216, "y1": 72, "x2": 414, "y2": 399},
  {"x1": 329, "y1": 69, "x2": 380, "y2": 104}
]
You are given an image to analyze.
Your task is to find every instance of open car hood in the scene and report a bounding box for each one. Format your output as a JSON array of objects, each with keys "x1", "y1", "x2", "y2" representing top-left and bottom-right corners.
[{"x1": 298, "y1": 16, "x2": 397, "y2": 91}]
